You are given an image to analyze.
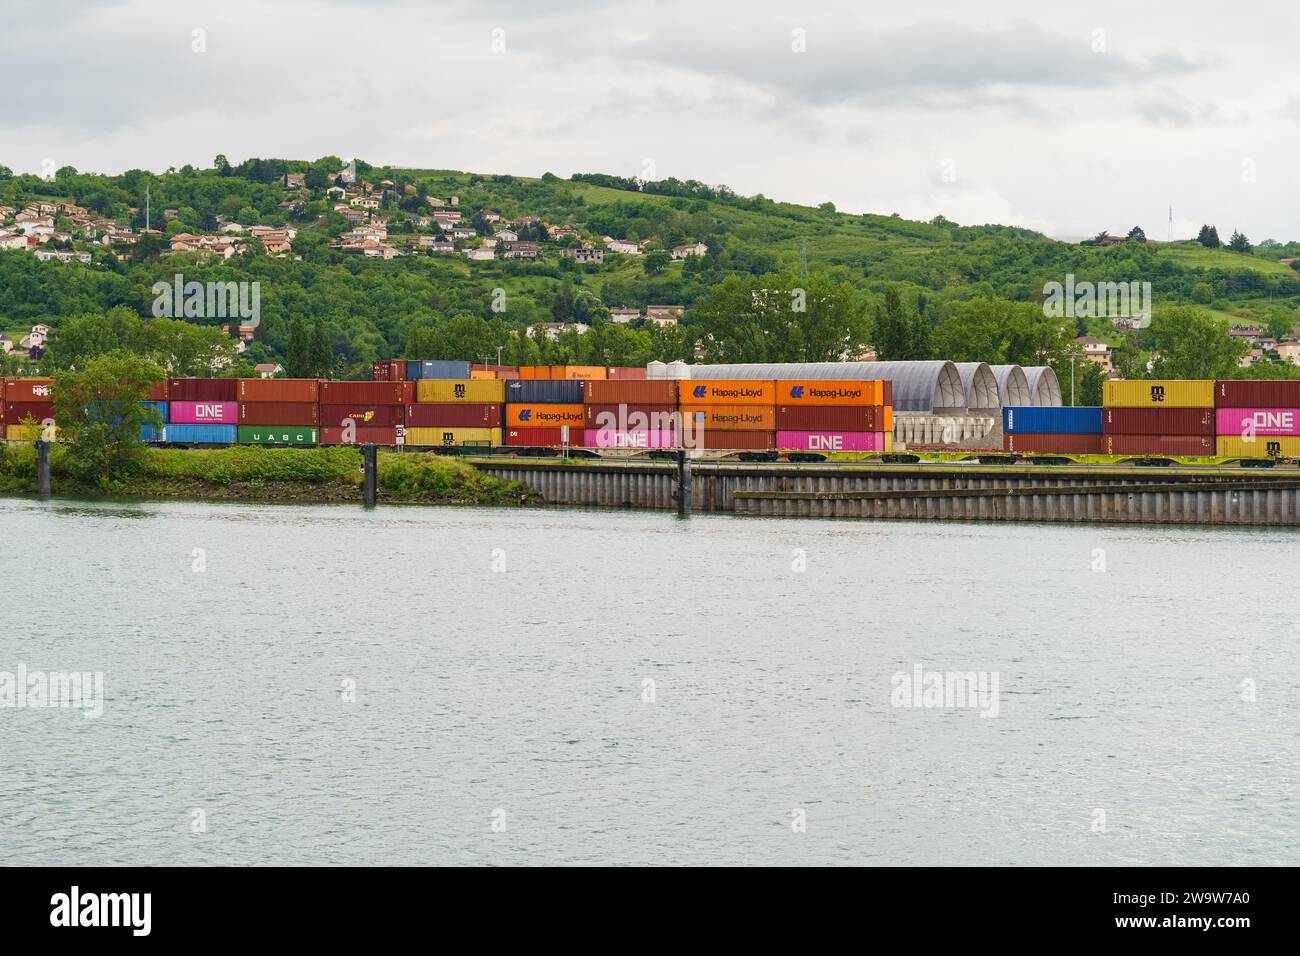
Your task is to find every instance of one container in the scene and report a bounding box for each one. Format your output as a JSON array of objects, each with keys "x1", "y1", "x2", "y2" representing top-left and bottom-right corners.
[
  {"x1": 1214, "y1": 380, "x2": 1300, "y2": 408},
  {"x1": 415, "y1": 379, "x2": 506, "y2": 403},
  {"x1": 1003, "y1": 433, "x2": 1106, "y2": 454},
  {"x1": 774, "y1": 380, "x2": 890, "y2": 406},
  {"x1": 1216, "y1": 435, "x2": 1300, "y2": 458},
  {"x1": 319, "y1": 404, "x2": 404, "y2": 427},
  {"x1": 503, "y1": 380, "x2": 585, "y2": 404},
  {"x1": 776, "y1": 405, "x2": 891, "y2": 432},
  {"x1": 677, "y1": 380, "x2": 776, "y2": 405},
  {"x1": 584, "y1": 404, "x2": 678, "y2": 429},
  {"x1": 168, "y1": 378, "x2": 238, "y2": 402},
  {"x1": 237, "y1": 425, "x2": 319, "y2": 446},
  {"x1": 404, "y1": 427, "x2": 501, "y2": 447},
  {"x1": 406, "y1": 360, "x2": 472, "y2": 381},
  {"x1": 166, "y1": 423, "x2": 237, "y2": 444},
  {"x1": 1003, "y1": 406, "x2": 1103, "y2": 435},
  {"x1": 169, "y1": 400, "x2": 238, "y2": 425},
  {"x1": 776, "y1": 431, "x2": 886, "y2": 452},
  {"x1": 689, "y1": 429, "x2": 776, "y2": 450},
  {"x1": 678, "y1": 405, "x2": 776, "y2": 430},
  {"x1": 583, "y1": 428, "x2": 677, "y2": 449},
  {"x1": 320, "y1": 425, "x2": 397, "y2": 445},
  {"x1": 1215, "y1": 408, "x2": 1300, "y2": 438},
  {"x1": 1104, "y1": 434, "x2": 1214, "y2": 455},
  {"x1": 505, "y1": 426, "x2": 578, "y2": 446},
  {"x1": 405, "y1": 403, "x2": 502, "y2": 428},
  {"x1": 4, "y1": 378, "x2": 54, "y2": 402},
  {"x1": 1103, "y1": 407, "x2": 1214, "y2": 436},
  {"x1": 505, "y1": 404, "x2": 585, "y2": 428},
  {"x1": 236, "y1": 378, "x2": 320, "y2": 403},
  {"x1": 583, "y1": 380, "x2": 679, "y2": 405},
  {"x1": 239, "y1": 402, "x2": 319, "y2": 426},
  {"x1": 1103, "y1": 380, "x2": 1214, "y2": 408},
  {"x1": 318, "y1": 381, "x2": 407, "y2": 405}
]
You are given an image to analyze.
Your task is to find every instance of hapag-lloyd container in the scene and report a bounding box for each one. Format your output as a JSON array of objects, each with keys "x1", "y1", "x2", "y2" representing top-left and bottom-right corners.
[
  {"x1": 1214, "y1": 380, "x2": 1300, "y2": 408},
  {"x1": 415, "y1": 379, "x2": 505, "y2": 403},
  {"x1": 506, "y1": 426, "x2": 578, "y2": 446},
  {"x1": 505, "y1": 404, "x2": 585, "y2": 428},
  {"x1": 237, "y1": 426, "x2": 319, "y2": 446},
  {"x1": 236, "y1": 378, "x2": 320, "y2": 403},
  {"x1": 677, "y1": 380, "x2": 775, "y2": 405},
  {"x1": 679, "y1": 405, "x2": 776, "y2": 430},
  {"x1": 776, "y1": 430, "x2": 886, "y2": 452},
  {"x1": 1216, "y1": 435, "x2": 1300, "y2": 458},
  {"x1": 166, "y1": 423, "x2": 236, "y2": 444},
  {"x1": 405, "y1": 403, "x2": 502, "y2": 427},
  {"x1": 169, "y1": 378, "x2": 238, "y2": 402},
  {"x1": 584, "y1": 404, "x2": 678, "y2": 429},
  {"x1": 1105, "y1": 434, "x2": 1214, "y2": 455},
  {"x1": 1103, "y1": 380, "x2": 1214, "y2": 408},
  {"x1": 583, "y1": 428, "x2": 677, "y2": 449},
  {"x1": 774, "y1": 380, "x2": 890, "y2": 406},
  {"x1": 1103, "y1": 407, "x2": 1213, "y2": 435},
  {"x1": 239, "y1": 402, "x2": 319, "y2": 426},
  {"x1": 318, "y1": 380, "x2": 408, "y2": 405},
  {"x1": 583, "y1": 380, "x2": 678, "y2": 405},
  {"x1": 1003, "y1": 433, "x2": 1105, "y2": 454},
  {"x1": 1215, "y1": 407, "x2": 1300, "y2": 437},
  {"x1": 1004, "y1": 406, "x2": 1102, "y2": 435},
  {"x1": 320, "y1": 425, "x2": 397, "y2": 445},
  {"x1": 404, "y1": 427, "x2": 501, "y2": 447},
  {"x1": 319, "y1": 404, "x2": 404, "y2": 427},
  {"x1": 776, "y1": 405, "x2": 891, "y2": 432},
  {"x1": 170, "y1": 401, "x2": 238, "y2": 425}
]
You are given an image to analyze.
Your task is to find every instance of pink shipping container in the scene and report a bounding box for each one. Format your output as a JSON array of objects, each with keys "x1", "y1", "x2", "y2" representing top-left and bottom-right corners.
[
  {"x1": 583, "y1": 428, "x2": 677, "y2": 449},
  {"x1": 1215, "y1": 408, "x2": 1300, "y2": 437},
  {"x1": 170, "y1": 400, "x2": 238, "y2": 425},
  {"x1": 777, "y1": 430, "x2": 885, "y2": 452}
]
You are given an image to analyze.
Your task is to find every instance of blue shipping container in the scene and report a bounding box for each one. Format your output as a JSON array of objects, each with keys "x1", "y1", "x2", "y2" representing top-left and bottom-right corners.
[
  {"x1": 1003, "y1": 406, "x2": 1102, "y2": 435},
  {"x1": 166, "y1": 423, "x2": 237, "y2": 444},
  {"x1": 406, "y1": 359, "x2": 471, "y2": 381},
  {"x1": 81, "y1": 400, "x2": 169, "y2": 440},
  {"x1": 504, "y1": 379, "x2": 585, "y2": 403}
]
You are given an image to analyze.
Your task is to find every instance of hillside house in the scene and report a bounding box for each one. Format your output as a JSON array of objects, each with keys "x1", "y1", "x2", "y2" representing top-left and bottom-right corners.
[
  {"x1": 671, "y1": 241, "x2": 708, "y2": 259},
  {"x1": 562, "y1": 247, "x2": 604, "y2": 263},
  {"x1": 645, "y1": 305, "x2": 684, "y2": 326},
  {"x1": 609, "y1": 307, "x2": 641, "y2": 324},
  {"x1": 1075, "y1": 336, "x2": 1113, "y2": 373},
  {"x1": 603, "y1": 237, "x2": 640, "y2": 255}
]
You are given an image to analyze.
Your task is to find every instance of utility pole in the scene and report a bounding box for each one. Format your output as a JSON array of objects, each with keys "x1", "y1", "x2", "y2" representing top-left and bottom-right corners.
[{"x1": 145, "y1": 184, "x2": 150, "y2": 232}]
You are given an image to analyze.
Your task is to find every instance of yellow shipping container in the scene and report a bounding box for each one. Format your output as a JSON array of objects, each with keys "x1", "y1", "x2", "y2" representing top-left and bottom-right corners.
[
  {"x1": 884, "y1": 432, "x2": 893, "y2": 454},
  {"x1": 405, "y1": 427, "x2": 501, "y2": 447},
  {"x1": 1103, "y1": 380, "x2": 1214, "y2": 408},
  {"x1": 1215, "y1": 435, "x2": 1300, "y2": 459},
  {"x1": 6, "y1": 424, "x2": 57, "y2": 441},
  {"x1": 416, "y1": 379, "x2": 506, "y2": 403}
]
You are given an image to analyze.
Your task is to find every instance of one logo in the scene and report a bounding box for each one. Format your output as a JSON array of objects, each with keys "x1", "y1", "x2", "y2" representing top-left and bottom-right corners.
[
  {"x1": 692, "y1": 385, "x2": 706, "y2": 398},
  {"x1": 518, "y1": 408, "x2": 532, "y2": 422},
  {"x1": 790, "y1": 386, "x2": 804, "y2": 399},
  {"x1": 454, "y1": 383, "x2": 466, "y2": 398},
  {"x1": 1150, "y1": 385, "x2": 1165, "y2": 403}
]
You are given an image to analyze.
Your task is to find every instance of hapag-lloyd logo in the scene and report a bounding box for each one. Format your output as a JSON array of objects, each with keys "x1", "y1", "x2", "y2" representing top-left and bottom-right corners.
[
  {"x1": 518, "y1": 408, "x2": 532, "y2": 422},
  {"x1": 788, "y1": 385, "x2": 864, "y2": 401},
  {"x1": 693, "y1": 384, "x2": 767, "y2": 400},
  {"x1": 152, "y1": 272, "x2": 260, "y2": 328}
]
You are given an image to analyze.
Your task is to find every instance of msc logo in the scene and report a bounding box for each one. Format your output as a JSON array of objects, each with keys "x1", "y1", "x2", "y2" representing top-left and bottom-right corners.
[
  {"x1": 692, "y1": 385, "x2": 707, "y2": 398},
  {"x1": 454, "y1": 384, "x2": 466, "y2": 398},
  {"x1": 1268, "y1": 441, "x2": 1282, "y2": 457},
  {"x1": 790, "y1": 386, "x2": 804, "y2": 399},
  {"x1": 518, "y1": 408, "x2": 532, "y2": 422},
  {"x1": 1150, "y1": 385, "x2": 1165, "y2": 403}
]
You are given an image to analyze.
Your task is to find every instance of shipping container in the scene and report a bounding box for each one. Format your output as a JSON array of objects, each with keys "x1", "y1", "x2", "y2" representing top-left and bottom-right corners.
[
  {"x1": 4, "y1": 378, "x2": 54, "y2": 402},
  {"x1": 1102, "y1": 407, "x2": 1214, "y2": 436},
  {"x1": 236, "y1": 378, "x2": 320, "y2": 403},
  {"x1": 166, "y1": 423, "x2": 237, "y2": 444},
  {"x1": 1214, "y1": 380, "x2": 1300, "y2": 408},
  {"x1": 4, "y1": 401, "x2": 54, "y2": 424},
  {"x1": 677, "y1": 380, "x2": 776, "y2": 405},
  {"x1": 1003, "y1": 433, "x2": 1106, "y2": 454},
  {"x1": 404, "y1": 427, "x2": 501, "y2": 447},
  {"x1": 1105, "y1": 434, "x2": 1215, "y2": 456},
  {"x1": 1215, "y1": 407, "x2": 1300, "y2": 438},
  {"x1": 584, "y1": 403, "x2": 678, "y2": 430},
  {"x1": 773, "y1": 380, "x2": 889, "y2": 406},
  {"x1": 552, "y1": 365, "x2": 607, "y2": 380},
  {"x1": 1003, "y1": 406, "x2": 1102, "y2": 435},
  {"x1": 237, "y1": 425, "x2": 319, "y2": 446},
  {"x1": 1103, "y1": 380, "x2": 1214, "y2": 408},
  {"x1": 318, "y1": 404, "x2": 403, "y2": 427},
  {"x1": 318, "y1": 380, "x2": 407, "y2": 405},
  {"x1": 168, "y1": 378, "x2": 238, "y2": 402},
  {"x1": 415, "y1": 378, "x2": 506, "y2": 403},
  {"x1": 319, "y1": 425, "x2": 398, "y2": 445},
  {"x1": 469, "y1": 369, "x2": 496, "y2": 380},
  {"x1": 776, "y1": 430, "x2": 886, "y2": 452},
  {"x1": 691, "y1": 429, "x2": 777, "y2": 451},
  {"x1": 583, "y1": 380, "x2": 679, "y2": 405},
  {"x1": 583, "y1": 428, "x2": 677, "y2": 449},
  {"x1": 405, "y1": 403, "x2": 502, "y2": 428},
  {"x1": 679, "y1": 405, "x2": 776, "y2": 431},
  {"x1": 169, "y1": 400, "x2": 238, "y2": 425},
  {"x1": 776, "y1": 405, "x2": 891, "y2": 432},
  {"x1": 606, "y1": 367, "x2": 648, "y2": 380},
  {"x1": 372, "y1": 360, "x2": 407, "y2": 382},
  {"x1": 505, "y1": 426, "x2": 578, "y2": 446},
  {"x1": 6, "y1": 423, "x2": 56, "y2": 441},
  {"x1": 239, "y1": 401, "x2": 320, "y2": 426},
  {"x1": 505, "y1": 404, "x2": 585, "y2": 428},
  {"x1": 1215, "y1": 435, "x2": 1300, "y2": 458},
  {"x1": 405, "y1": 360, "x2": 472, "y2": 381},
  {"x1": 503, "y1": 380, "x2": 585, "y2": 403},
  {"x1": 518, "y1": 366, "x2": 542, "y2": 380},
  {"x1": 145, "y1": 380, "x2": 170, "y2": 402}
]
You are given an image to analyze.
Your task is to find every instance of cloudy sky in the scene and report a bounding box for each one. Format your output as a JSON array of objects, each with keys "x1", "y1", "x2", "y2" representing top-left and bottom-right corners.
[{"x1": 4, "y1": 0, "x2": 1297, "y2": 240}]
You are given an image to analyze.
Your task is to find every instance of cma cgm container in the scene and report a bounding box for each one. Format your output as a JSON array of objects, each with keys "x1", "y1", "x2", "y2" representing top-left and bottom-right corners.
[
  {"x1": 1004, "y1": 406, "x2": 1102, "y2": 434},
  {"x1": 777, "y1": 431, "x2": 887, "y2": 452},
  {"x1": 1215, "y1": 408, "x2": 1300, "y2": 437},
  {"x1": 320, "y1": 425, "x2": 397, "y2": 445},
  {"x1": 405, "y1": 360, "x2": 472, "y2": 381},
  {"x1": 504, "y1": 380, "x2": 585, "y2": 404},
  {"x1": 1102, "y1": 407, "x2": 1213, "y2": 435},
  {"x1": 166, "y1": 423, "x2": 236, "y2": 444},
  {"x1": 237, "y1": 378, "x2": 320, "y2": 403},
  {"x1": 1215, "y1": 380, "x2": 1300, "y2": 408},
  {"x1": 505, "y1": 426, "x2": 577, "y2": 446},
  {"x1": 776, "y1": 405, "x2": 891, "y2": 432},
  {"x1": 170, "y1": 401, "x2": 237, "y2": 425},
  {"x1": 1216, "y1": 435, "x2": 1300, "y2": 458},
  {"x1": 693, "y1": 429, "x2": 776, "y2": 451},
  {"x1": 583, "y1": 379, "x2": 678, "y2": 405},
  {"x1": 584, "y1": 404, "x2": 678, "y2": 429},
  {"x1": 319, "y1": 404, "x2": 404, "y2": 427},
  {"x1": 584, "y1": 428, "x2": 676, "y2": 449},
  {"x1": 677, "y1": 380, "x2": 775, "y2": 405},
  {"x1": 318, "y1": 380, "x2": 407, "y2": 405},
  {"x1": 679, "y1": 405, "x2": 776, "y2": 430},
  {"x1": 4, "y1": 378, "x2": 54, "y2": 402},
  {"x1": 505, "y1": 404, "x2": 585, "y2": 428},
  {"x1": 405, "y1": 403, "x2": 502, "y2": 428},
  {"x1": 1105, "y1": 434, "x2": 1214, "y2": 456},
  {"x1": 169, "y1": 378, "x2": 237, "y2": 402},
  {"x1": 237, "y1": 426, "x2": 318, "y2": 446},
  {"x1": 404, "y1": 427, "x2": 501, "y2": 447},
  {"x1": 1103, "y1": 380, "x2": 1214, "y2": 408},
  {"x1": 415, "y1": 379, "x2": 505, "y2": 403},
  {"x1": 774, "y1": 380, "x2": 890, "y2": 407},
  {"x1": 1004, "y1": 433, "x2": 1106, "y2": 455},
  {"x1": 239, "y1": 401, "x2": 319, "y2": 426}
]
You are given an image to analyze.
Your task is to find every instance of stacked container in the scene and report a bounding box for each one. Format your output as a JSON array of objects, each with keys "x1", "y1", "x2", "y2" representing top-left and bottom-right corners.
[
  {"x1": 405, "y1": 360, "x2": 471, "y2": 382},
  {"x1": 774, "y1": 380, "x2": 893, "y2": 453},
  {"x1": 1213, "y1": 380, "x2": 1300, "y2": 459},
  {"x1": 677, "y1": 379, "x2": 777, "y2": 451},
  {"x1": 236, "y1": 378, "x2": 320, "y2": 446},
  {"x1": 1102, "y1": 380, "x2": 1215, "y2": 456},
  {"x1": 583, "y1": 379, "x2": 679, "y2": 449},
  {"x1": 408, "y1": 378, "x2": 504, "y2": 448},
  {"x1": 1002, "y1": 406, "x2": 1104, "y2": 454},
  {"x1": 3, "y1": 377, "x2": 55, "y2": 440},
  {"x1": 372, "y1": 360, "x2": 407, "y2": 382},
  {"x1": 167, "y1": 378, "x2": 237, "y2": 443},
  {"x1": 319, "y1": 380, "x2": 409, "y2": 445},
  {"x1": 504, "y1": 379, "x2": 586, "y2": 446}
]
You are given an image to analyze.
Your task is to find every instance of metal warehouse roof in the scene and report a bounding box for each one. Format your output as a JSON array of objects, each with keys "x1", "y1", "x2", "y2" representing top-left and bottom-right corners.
[
  {"x1": 953, "y1": 362, "x2": 1000, "y2": 411},
  {"x1": 675, "y1": 361, "x2": 966, "y2": 413},
  {"x1": 1021, "y1": 366, "x2": 1063, "y2": 406},
  {"x1": 989, "y1": 365, "x2": 1031, "y2": 407}
]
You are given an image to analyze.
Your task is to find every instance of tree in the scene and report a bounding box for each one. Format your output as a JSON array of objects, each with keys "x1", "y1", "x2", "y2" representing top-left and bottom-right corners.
[
  {"x1": 309, "y1": 322, "x2": 333, "y2": 377},
  {"x1": 1127, "y1": 226, "x2": 1146, "y2": 242},
  {"x1": 643, "y1": 249, "x2": 671, "y2": 275},
  {"x1": 1147, "y1": 307, "x2": 1246, "y2": 378},
  {"x1": 551, "y1": 277, "x2": 576, "y2": 322},
  {"x1": 872, "y1": 287, "x2": 930, "y2": 361},
  {"x1": 286, "y1": 318, "x2": 310, "y2": 376},
  {"x1": 1196, "y1": 225, "x2": 1221, "y2": 248},
  {"x1": 1228, "y1": 230, "x2": 1252, "y2": 253}
]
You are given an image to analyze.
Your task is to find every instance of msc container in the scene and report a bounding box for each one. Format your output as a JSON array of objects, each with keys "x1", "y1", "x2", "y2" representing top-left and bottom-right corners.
[
  {"x1": 584, "y1": 404, "x2": 678, "y2": 430},
  {"x1": 1003, "y1": 433, "x2": 1106, "y2": 454},
  {"x1": 319, "y1": 425, "x2": 397, "y2": 445},
  {"x1": 1216, "y1": 435, "x2": 1300, "y2": 458},
  {"x1": 1215, "y1": 407, "x2": 1300, "y2": 438},
  {"x1": 1214, "y1": 380, "x2": 1300, "y2": 408},
  {"x1": 1003, "y1": 406, "x2": 1102, "y2": 435},
  {"x1": 1103, "y1": 380, "x2": 1214, "y2": 408},
  {"x1": 583, "y1": 380, "x2": 678, "y2": 405},
  {"x1": 405, "y1": 360, "x2": 472, "y2": 381},
  {"x1": 691, "y1": 429, "x2": 776, "y2": 451},
  {"x1": 776, "y1": 405, "x2": 891, "y2": 432},
  {"x1": 169, "y1": 378, "x2": 238, "y2": 402},
  {"x1": 4, "y1": 401, "x2": 54, "y2": 424},
  {"x1": 318, "y1": 380, "x2": 407, "y2": 405},
  {"x1": 415, "y1": 378, "x2": 506, "y2": 403},
  {"x1": 503, "y1": 380, "x2": 585, "y2": 404},
  {"x1": 405, "y1": 403, "x2": 502, "y2": 428},
  {"x1": 774, "y1": 380, "x2": 890, "y2": 406},
  {"x1": 237, "y1": 378, "x2": 320, "y2": 403},
  {"x1": 606, "y1": 367, "x2": 649, "y2": 380},
  {"x1": 677, "y1": 380, "x2": 776, "y2": 405},
  {"x1": 404, "y1": 427, "x2": 501, "y2": 447},
  {"x1": 169, "y1": 400, "x2": 237, "y2": 425},
  {"x1": 679, "y1": 405, "x2": 776, "y2": 431},
  {"x1": 505, "y1": 426, "x2": 578, "y2": 446},
  {"x1": 166, "y1": 423, "x2": 237, "y2": 444},
  {"x1": 1104, "y1": 434, "x2": 1214, "y2": 456},
  {"x1": 319, "y1": 404, "x2": 403, "y2": 427},
  {"x1": 239, "y1": 401, "x2": 319, "y2": 426},
  {"x1": 777, "y1": 430, "x2": 886, "y2": 452},
  {"x1": 1103, "y1": 407, "x2": 1213, "y2": 436},
  {"x1": 4, "y1": 378, "x2": 54, "y2": 402},
  {"x1": 505, "y1": 403, "x2": 585, "y2": 428},
  {"x1": 237, "y1": 425, "x2": 319, "y2": 446},
  {"x1": 583, "y1": 428, "x2": 677, "y2": 449}
]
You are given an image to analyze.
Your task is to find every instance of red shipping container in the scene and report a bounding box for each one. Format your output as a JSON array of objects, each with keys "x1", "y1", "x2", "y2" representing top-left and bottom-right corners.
[
  {"x1": 237, "y1": 378, "x2": 320, "y2": 403},
  {"x1": 405, "y1": 403, "x2": 501, "y2": 427},
  {"x1": 1004, "y1": 433, "x2": 1105, "y2": 454},
  {"x1": 1214, "y1": 380, "x2": 1300, "y2": 408},
  {"x1": 583, "y1": 380, "x2": 678, "y2": 404},
  {"x1": 691, "y1": 429, "x2": 776, "y2": 451},
  {"x1": 584, "y1": 403, "x2": 678, "y2": 428},
  {"x1": 372, "y1": 360, "x2": 407, "y2": 382},
  {"x1": 146, "y1": 380, "x2": 170, "y2": 401},
  {"x1": 1105, "y1": 434, "x2": 1215, "y2": 456},
  {"x1": 320, "y1": 404, "x2": 406, "y2": 427},
  {"x1": 505, "y1": 427, "x2": 578, "y2": 446},
  {"x1": 606, "y1": 367, "x2": 649, "y2": 380},
  {"x1": 169, "y1": 378, "x2": 238, "y2": 402},
  {"x1": 318, "y1": 380, "x2": 407, "y2": 405},
  {"x1": 5, "y1": 401, "x2": 55, "y2": 424},
  {"x1": 1101, "y1": 407, "x2": 1214, "y2": 435},
  {"x1": 238, "y1": 402, "x2": 319, "y2": 426},
  {"x1": 776, "y1": 405, "x2": 890, "y2": 431},
  {"x1": 4, "y1": 378, "x2": 54, "y2": 402},
  {"x1": 320, "y1": 425, "x2": 398, "y2": 445}
]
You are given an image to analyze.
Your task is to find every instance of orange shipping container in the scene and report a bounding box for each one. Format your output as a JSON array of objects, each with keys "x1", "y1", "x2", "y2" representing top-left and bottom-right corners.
[
  {"x1": 774, "y1": 379, "x2": 887, "y2": 406},
  {"x1": 677, "y1": 380, "x2": 775, "y2": 405},
  {"x1": 505, "y1": 403, "x2": 586, "y2": 428},
  {"x1": 554, "y1": 365, "x2": 607, "y2": 381},
  {"x1": 679, "y1": 405, "x2": 777, "y2": 431},
  {"x1": 237, "y1": 378, "x2": 320, "y2": 403},
  {"x1": 470, "y1": 369, "x2": 497, "y2": 379},
  {"x1": 584, "y1": 380, "x2": 679, "y2": 405}
]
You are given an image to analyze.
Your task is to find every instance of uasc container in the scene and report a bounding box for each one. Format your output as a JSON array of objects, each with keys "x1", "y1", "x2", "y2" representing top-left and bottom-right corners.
[
  {"x1": 415, "y1": 379, "x2": 505, "y2": 403},
  {"x1": 1103, "y1": 380, "x2": 1214, "y2": 408},
  {"x1": 237, "y1": 426, "x2": 318, "y2": 446},
  {"x1": 505, "y1": 404, "x2": 585, "y2": 428},
  {"x1": 677, "y1": 380, "x2": 776, "y2": 405}
]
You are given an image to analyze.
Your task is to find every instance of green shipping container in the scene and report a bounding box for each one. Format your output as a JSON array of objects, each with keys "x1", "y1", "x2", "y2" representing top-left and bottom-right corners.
[{"x1": 237, "y1": 425, "x2": 319, "y2": 446}]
